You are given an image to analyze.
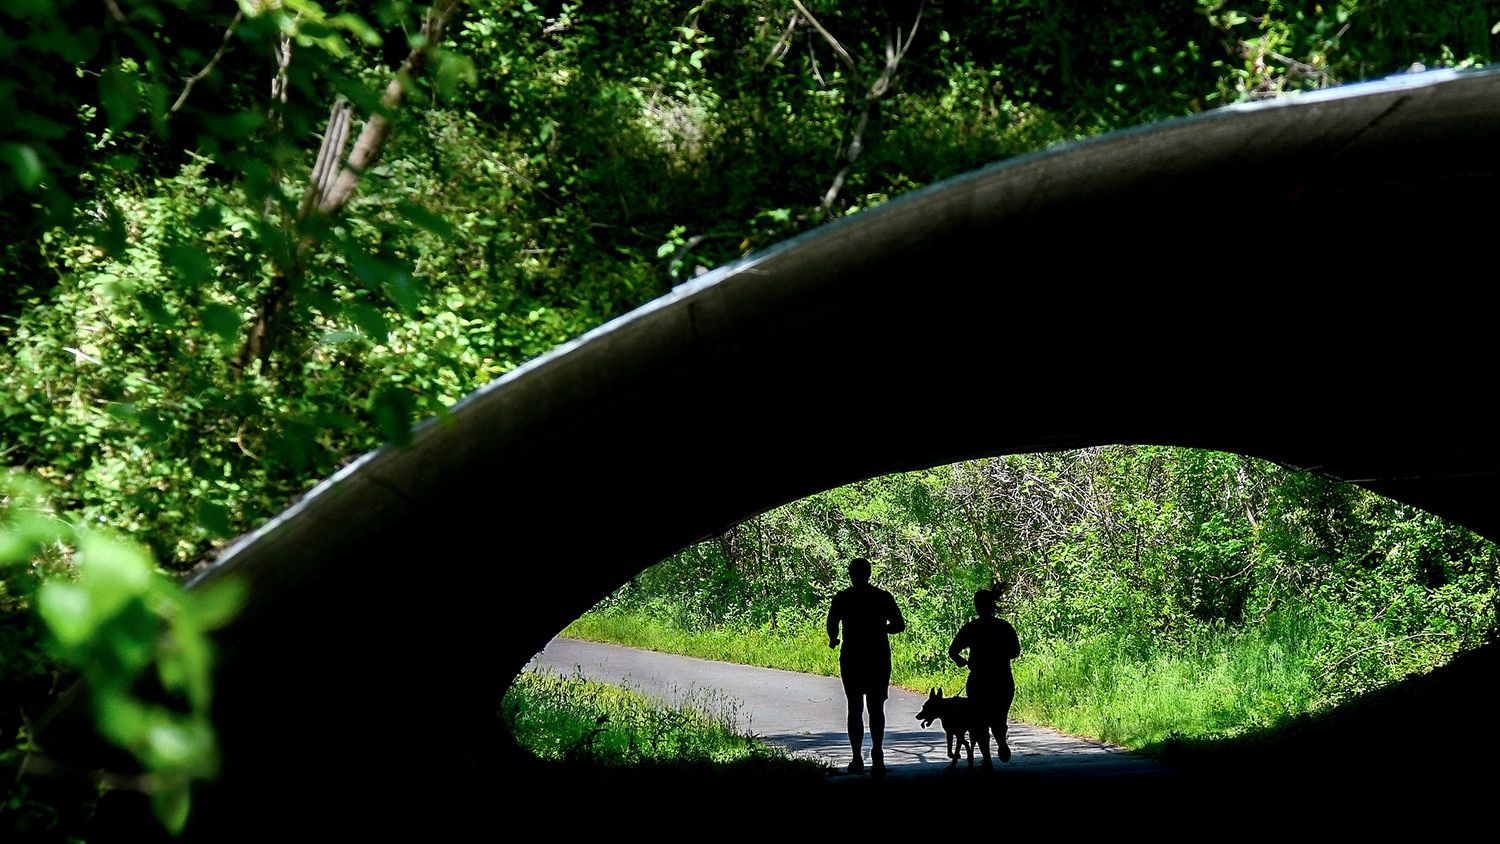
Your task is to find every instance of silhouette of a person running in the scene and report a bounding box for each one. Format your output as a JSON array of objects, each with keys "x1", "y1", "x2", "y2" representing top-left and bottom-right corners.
[
  {"x1": 826, "y1": 556, "x2": 906, "y2": 775},
  {"x1": 948, "y1": 586, "x2": 1021, "y2": 767}
]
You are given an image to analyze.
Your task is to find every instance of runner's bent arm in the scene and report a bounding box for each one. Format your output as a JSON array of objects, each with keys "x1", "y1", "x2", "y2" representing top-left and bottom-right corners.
[
  {"x1": 885, "y1": 592, "x2": 906, "y2": 635},
  {"x1": 826, "y1": 595, "x2": 841, "y2": 648},
  {"x1": 948, "y1": 623, "x2": 969, "y2": 668}
]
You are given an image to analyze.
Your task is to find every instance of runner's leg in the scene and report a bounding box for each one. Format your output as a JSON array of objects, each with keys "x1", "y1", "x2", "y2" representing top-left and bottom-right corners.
[
  {"x1": 996, "y1": 685, "x2": 1014, "y2": 762},
  {"x1": 846, "y1": 692, "x2": 865, "y2": 772}
]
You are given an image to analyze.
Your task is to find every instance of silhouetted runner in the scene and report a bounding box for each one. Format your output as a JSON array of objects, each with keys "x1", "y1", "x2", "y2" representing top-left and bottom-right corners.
[
  {"x1": 948, "y1": 586, "x2": 1021, "y2": 767},
  {"x1": 826, "y1": 557, "x2": 907, "y2": 775}
]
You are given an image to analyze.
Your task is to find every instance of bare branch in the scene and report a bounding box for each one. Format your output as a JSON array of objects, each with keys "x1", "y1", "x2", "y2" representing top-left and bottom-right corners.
[
  {"x1": 170, "y1": 10, "x2": 244, "y2": 116},
  {"x1": 317, "y1": 1, "x2": 462, "y2": 214},
  {"x1": 809, "y1": 46, "x2": 827, "y2": 86},
  {"x1": 815, "y1": 7, "x2": 923, "y2": 215},
  {"x1": 300, "y1": 98, "x2": 353, "y2": 217},
  {"x1": 269, "y1": 28, "x2": 293, "y2": 118},
  {"x1": 789, "y1": 0, "x2": 864, "y2": 88},
  {"x1": 1320, "y1": 632, "x2": 1452, "y2": 684},
  {"x1": 234, "y1": 3, "x2": 464, "y2": 377},
  {"x1": 820, "y1": 108, "x2": 867, "y2": 214},
  {"x1": 760, "y1": 13, "x2": 799, "y2": 71},
  {"x1": 867, "y1": 10, "x2": 921, "y2": 100}
]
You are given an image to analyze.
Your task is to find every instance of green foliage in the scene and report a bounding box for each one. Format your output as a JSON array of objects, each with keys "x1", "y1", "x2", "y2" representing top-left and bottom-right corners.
[
  {"x1": 2, "y1": 471, "x2": 243, "y2": 836},
  {"x1": 1010, "y1": 610, "x2": 1321, "y2": 747},
  {"x1": 4, "y1": 0, "x2": 1498, "y2": 829},
  {"x1": 1199, "y1": 0, "x2": 1497, "y2": 101},
  {"x1": 563, "y1": 598, "x2": 1330, "y2": 750},
  {"x1": 502, "y1": 667, "x2": 820, "y2": 772},
  {"x1": 589, "y1": 446, "x2": 1500, "y2": 748}
]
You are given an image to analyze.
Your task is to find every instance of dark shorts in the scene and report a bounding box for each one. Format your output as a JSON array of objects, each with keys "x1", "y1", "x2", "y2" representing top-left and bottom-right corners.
[
  {"x1": 965, "y1": 672, "x2": 1015, "y2": 703},
  {"x1": 840, "y1": 654, "x2": 891, "y2": 700},
  {"x1": 966, "y1": 672, "x2": 1015, "y2": 723}
]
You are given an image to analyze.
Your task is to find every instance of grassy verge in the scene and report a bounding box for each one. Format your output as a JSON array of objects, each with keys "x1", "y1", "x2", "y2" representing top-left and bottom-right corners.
[
  {"x1": 560, "y1": 609, "x2": 1328, "y2": 751},
  {"x1": 503, "y1": 667, "x2": 829, "y2": 778}
]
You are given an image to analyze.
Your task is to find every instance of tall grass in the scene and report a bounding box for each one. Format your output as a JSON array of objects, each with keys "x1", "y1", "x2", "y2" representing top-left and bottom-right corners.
[{"x1": 1013, "y1": 612, "x2": 1321, "y2": 747}]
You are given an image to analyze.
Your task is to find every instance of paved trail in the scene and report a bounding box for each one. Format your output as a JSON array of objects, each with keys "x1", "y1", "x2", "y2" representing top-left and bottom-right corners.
[{"x1": 525, "y1": 638, "x2": 1168, "y2": 782}]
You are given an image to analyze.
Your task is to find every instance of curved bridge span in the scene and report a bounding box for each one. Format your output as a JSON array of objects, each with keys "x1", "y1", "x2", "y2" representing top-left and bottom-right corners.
[{"x1": 44, "y1": 68, "x2": 1500, "y2": 835}]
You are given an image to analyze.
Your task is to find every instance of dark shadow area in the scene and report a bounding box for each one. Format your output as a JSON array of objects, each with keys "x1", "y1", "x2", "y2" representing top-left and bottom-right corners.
[
  {"x1": 497, "y1": 641, "x2": 1495, "y2": 829},
  {"x1": 496, "y1": 632, "x2": 1494, "y2": 832},
  {"x1": 765, "y1": 729, "x2": 860, "y2": 758}
]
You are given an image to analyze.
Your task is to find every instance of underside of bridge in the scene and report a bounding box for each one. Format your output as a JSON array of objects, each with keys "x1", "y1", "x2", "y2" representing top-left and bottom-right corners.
[{"x1": 35, "y1": 67, "x2": 1500, "y2": 836}]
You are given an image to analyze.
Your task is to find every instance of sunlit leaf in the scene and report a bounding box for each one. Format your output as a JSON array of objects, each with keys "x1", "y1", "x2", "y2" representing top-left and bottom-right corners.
[
  {"x1": 320, "y1": 329, "x2": 360, "y2": 345},
  {"x1": 147, "y1": 720, "x2": 205, "y2": 768},
  {"x1": 0, "y1": 529, "x2": 33, "y2": 564},
  {"x1": 188, "y1": 578, "x2": 245, "y2": 632},
  {"x1": 94, "y1": 691, "x2": 148, "y2": 746},
  {"x1": 0, "y1": 142, "x2": 45, "y2": 190},
  {"x1": 434, "y1": 51, "x2": 478, "y2": 99},
  {"x1": 152, "y1": 785, "x2": 193, "y2": 837},
  {"x1": 36, "y1": 581, "x2": 92, "y2": 648},
  {"x1": 330, "y1": 12, "x2": 383, "y2": 45},
  {"x1": 76, "y1": 532, "x2": 153, "y2": 598}
]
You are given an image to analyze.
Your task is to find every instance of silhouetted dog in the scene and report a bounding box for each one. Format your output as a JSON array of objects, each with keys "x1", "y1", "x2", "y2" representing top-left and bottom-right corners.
[{"x1": 915, "y1": 688, "x2": 976, "y2": 768}]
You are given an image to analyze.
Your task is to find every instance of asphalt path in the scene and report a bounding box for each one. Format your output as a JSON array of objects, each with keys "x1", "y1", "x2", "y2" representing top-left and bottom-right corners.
[{"x1": 524, "y1": 637, "x2": 1170, "y2": 784}]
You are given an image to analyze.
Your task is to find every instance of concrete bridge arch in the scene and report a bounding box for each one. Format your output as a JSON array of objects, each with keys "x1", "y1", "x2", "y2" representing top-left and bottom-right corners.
[{"x1": 44, "y1": 67, "x2": 1500, "y2": 836}]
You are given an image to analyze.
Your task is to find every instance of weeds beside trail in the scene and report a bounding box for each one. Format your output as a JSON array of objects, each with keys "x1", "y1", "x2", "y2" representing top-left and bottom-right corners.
[
  {"x1": 503, "y1": 667, "x2": 827, "y2": 777},
  {"x1": 564, "y1": 609, "x2": 1349, "y2": 751}
]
